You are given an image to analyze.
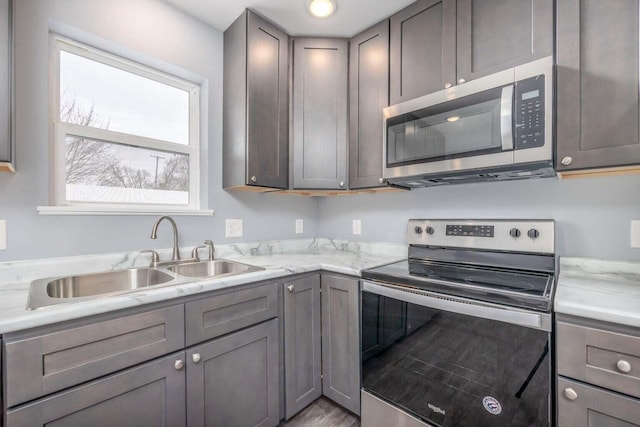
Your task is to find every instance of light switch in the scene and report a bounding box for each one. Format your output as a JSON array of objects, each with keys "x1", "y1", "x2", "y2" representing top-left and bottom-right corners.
[
  {"x1": 226, "y1": 219, "x2": 243, "y2": 238},
  {"x1": 0, "y1": 220, "x2": 5, "y2": 250},
  {"x1": 296, "y1": 219, "x2": 304, "y2": 234},
  {"x1": 353, "y1": 219, "x2": 362, "y2": 235},
  {"x1": 631, "y1": 220, "x2": 640, "y2": 248}
]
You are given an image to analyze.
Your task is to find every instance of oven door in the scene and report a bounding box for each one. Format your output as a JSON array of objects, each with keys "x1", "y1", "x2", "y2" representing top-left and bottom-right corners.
[{"x1": 361, "y1": 281, "x2": 552, "y2": 427}]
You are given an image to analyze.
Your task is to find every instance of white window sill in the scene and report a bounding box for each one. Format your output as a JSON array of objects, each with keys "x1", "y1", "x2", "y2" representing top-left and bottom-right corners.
[{"x1": 37, "y1": 206, "x2": 214, "y2": 216}]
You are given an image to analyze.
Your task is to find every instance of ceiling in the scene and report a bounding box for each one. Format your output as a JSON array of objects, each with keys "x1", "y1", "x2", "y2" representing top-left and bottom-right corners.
[{"x1": 164, "y1": 0, "x2": 416, "y2": 37}]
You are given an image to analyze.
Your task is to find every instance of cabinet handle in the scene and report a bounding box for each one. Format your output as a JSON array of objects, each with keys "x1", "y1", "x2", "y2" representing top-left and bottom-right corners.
[
  {"x1": 339, "y1": 181, "x2": 345, "y2": 188},
  {"x1": 287, "y1": 285, "x2": 295, "y2": 293},
  {"x1": 192, "y1": 353, "x2": 202, "y2": 363},
  {"x1": 560, "y1": 156, "x2": 573, "y2": 166},
  {"x1": 378, "y1": 178, "x2": 385, "y2": 184},
  {"x1": 563, "y1": 388, "x2": 578, "y2": 401},
  {"x1": 175, "y1": 360, "x2": 185, "y2": 370},
  {"x1": 616, "y1": 359, "x2": 632, "y2": 373},
  {"x1": 458, "y1": 78, "x2": 466, "y2": 84},
  {"x1": 250, "y1": 176, "x2": 257, "y2": 183},
  {"x1": 444, "y1": 83, "x2": 452, "y2": 89}
]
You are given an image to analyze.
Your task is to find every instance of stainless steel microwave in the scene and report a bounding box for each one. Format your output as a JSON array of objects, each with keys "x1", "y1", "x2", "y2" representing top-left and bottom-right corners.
[{"x1": 383, "y1": 56, "x2": 554, "y2": 188}]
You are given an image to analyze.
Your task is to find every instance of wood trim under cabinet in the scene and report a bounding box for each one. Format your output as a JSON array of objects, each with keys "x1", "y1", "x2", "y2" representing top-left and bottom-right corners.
[
  {"x1": 557, "y1": 165, "x2": 640, "y2": 180},
  {"x1": 0, "y1": 161, "x2": 14, "y2": 172}
]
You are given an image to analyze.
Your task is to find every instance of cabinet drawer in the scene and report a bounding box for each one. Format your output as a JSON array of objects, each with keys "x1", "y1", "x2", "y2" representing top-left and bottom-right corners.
[
  {"x1": 557, "y1": 321, "x2": 640, "y2": 399},
  {"x1": 558, "y1": 377, "x2": 640, "y2": 427},
  {"x1": 185, "y1": 281, "x2": 279, "y2": 346},
  {"x1": 4, "y1": 305, "x2": 184, "y2": 407}
]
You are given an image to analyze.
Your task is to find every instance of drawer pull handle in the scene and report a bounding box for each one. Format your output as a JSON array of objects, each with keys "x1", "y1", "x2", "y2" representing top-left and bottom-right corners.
[
  {"x1": 617, "y1": 360, "x2": 632, "y2": 373},
  {"x1": 287, "y1": 285, "x2": 295, "y2": 293},
  {"x1": 192, "y1": 353, "x2": 202, "y2": 363},
  {"x1": 563, "y1": 388, "x2": 578, "y2": 401}
]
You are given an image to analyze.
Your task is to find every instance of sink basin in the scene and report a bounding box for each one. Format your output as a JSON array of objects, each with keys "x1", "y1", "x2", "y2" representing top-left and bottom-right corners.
[
  {"x1": 46, "y1": 268, "x2": 175, "y2": 298},
  {"x1": 168, "y1": 260, "x2": 263, "y2": 278}
]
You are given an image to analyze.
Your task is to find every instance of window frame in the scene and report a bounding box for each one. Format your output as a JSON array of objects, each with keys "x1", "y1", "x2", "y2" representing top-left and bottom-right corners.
[{"x1": 49, "y1": 35, "x2": 202, "y2": 213}]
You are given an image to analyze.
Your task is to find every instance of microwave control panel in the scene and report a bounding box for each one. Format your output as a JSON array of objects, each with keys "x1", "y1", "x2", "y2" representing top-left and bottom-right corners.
[{"x1": 514, "y1": 75, "x2": 545, "y2": 150}]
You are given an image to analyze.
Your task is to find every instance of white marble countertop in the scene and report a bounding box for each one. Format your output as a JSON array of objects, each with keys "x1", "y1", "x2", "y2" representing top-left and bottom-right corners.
[
  {"x1": 0, "y1": 238, "x2": 405, "y2": 335},
  {"x1": 555, "y1": 257, "x2": 640, "y2": 328}
]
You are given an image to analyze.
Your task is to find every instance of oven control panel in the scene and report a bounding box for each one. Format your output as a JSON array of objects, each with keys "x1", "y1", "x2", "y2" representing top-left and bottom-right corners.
[{"x1": 408, "y1": 219, "x2": 555, "y2": 254}]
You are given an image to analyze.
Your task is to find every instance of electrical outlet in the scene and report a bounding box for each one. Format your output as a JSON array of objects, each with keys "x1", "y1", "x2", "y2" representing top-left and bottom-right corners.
[
  {"x1": 0, "y1": 220, "x2": 5, "y2": 250},
  {"x1": 296, "y1": 219, "x2": 304, "y2": 234},
  {"x1": 631, "y1": 220, "x2": 640, "y2": 248},
  {"x1": 226, "y1": 219, "x2": 243, "y2": 238},
  {"x1": 353, "y1": 219, "x2": 362, "y2": 235}
]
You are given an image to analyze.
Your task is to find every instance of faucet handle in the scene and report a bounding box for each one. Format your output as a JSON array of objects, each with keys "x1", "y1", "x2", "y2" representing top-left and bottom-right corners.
[
  {"x1": 191, "y1": 245, "x2": 208, "y2": 261},
  {"x1": 141, "y1": 250, "x2": 160, "y2": 267},
  {"x1": 204, "y1": 240, "x2": 215, "y2": 261}
]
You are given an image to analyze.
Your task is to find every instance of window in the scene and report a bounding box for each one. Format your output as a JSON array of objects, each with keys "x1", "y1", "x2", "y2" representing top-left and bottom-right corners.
[{"x1": 48, "y1": 36, "x2": 202, "y2": 213}]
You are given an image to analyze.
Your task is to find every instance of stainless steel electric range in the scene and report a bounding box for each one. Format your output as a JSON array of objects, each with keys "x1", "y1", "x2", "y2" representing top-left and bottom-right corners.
[{"x1": 360, "y1": 219, "x2": 556, "y2": 427}]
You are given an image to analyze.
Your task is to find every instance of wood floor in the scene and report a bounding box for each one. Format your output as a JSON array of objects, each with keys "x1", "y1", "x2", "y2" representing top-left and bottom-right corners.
[{"x1": 280, "y1": 397, "x2": 360, "y2": 427}]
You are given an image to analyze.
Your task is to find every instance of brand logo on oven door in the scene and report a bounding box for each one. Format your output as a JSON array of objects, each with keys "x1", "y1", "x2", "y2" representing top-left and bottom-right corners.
[
  {"x1": 427, "y1": 403, "x2": 446, "y2": 415},
  {"x1": 482, "y1": 396, "x2": 502, "y2": 415}
]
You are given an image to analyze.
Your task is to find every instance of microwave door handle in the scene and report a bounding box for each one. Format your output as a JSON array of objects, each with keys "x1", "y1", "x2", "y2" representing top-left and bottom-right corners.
[{"x1": 500, "y1": 85, "x2": 514, "y2": 151}]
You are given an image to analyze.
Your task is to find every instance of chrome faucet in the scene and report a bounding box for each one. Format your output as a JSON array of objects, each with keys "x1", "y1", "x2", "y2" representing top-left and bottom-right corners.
[{"x1": 150, "y1": 216, "x2": 181, "y2": 261}]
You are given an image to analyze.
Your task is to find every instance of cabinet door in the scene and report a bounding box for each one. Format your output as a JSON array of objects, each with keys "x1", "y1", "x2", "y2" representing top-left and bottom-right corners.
[
  {"x1": 321, "y1": 274, "x2": 360, "y2": 415},
  {"x1": 186, "y1": 319, "x2": 279, "y2": 427},
  {"x1": 6, "y1": 352, "x2": 186, "y2": 427},
  {"x1": 557, "y1": 0, "x2": 640, "y2": 171},
  {"x1": 292, "y1": 38, "x2": 348, "y2": 190},
  {"x1": 0, "y1": 0, "x2": 12, "y2": 169},
  {"x1": 389, "y1": 0, "x2": 456, "y2": 105},
  {"x1": 457, "y1": 0, "x2": 552, "y2": 82},
  {"x1": 557, "y1": 377, "x2": 640, "y2": 426},
  {"x1": 349, "y1": 21, "x2": 389, "y2": 189},
  {"x1": 5, "y1": 305, "x2": 184, "y2": 407},
  {"x1": 246, "y1": 11, "x2": 289, "y2": 188},
  {"x1": 283, "y1": 275, "x2": 322, "y2": 418}
]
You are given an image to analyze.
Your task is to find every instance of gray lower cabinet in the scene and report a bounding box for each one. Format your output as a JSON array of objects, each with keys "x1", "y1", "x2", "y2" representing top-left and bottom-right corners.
[
  {"x1": 6, "y1": 351, "x2": 187, "y2": 427},
  {"x1": 389, "y1": 0, "x2": 455, "y2": 105},
  {"x1": 456, "y1": 0, "x2": 553, "y2": 83},
  {"x1": 556, "y1": 0, "x2": 640, "y2": 172},
  {"x1": 224, "y1": 9, "x2": 289, "y2": 189},
  {"x1": 556, "y1": 316, "x2": 640, "y2": 426},
  {"x1": 349, "y1": 20, "x2": 389, "y2": 190},
  {"x1": 321, "y1": 274, "x2": 360, "y2": 416},
  {"x1": 0, "y1": 0, "x2": 12, "y2": 172},
  {"x1": 186, "y1": 318, "x2": 280, "y2": 427},
  {"x1": 4, "y1": 304, "x2": 185, "y2": 407},
  {"x1": 292, "y1": 38, "x2": 348, "y2": 190},
  {"x1": 283, "y1": 275, "x2": 322, "y2": 418}
]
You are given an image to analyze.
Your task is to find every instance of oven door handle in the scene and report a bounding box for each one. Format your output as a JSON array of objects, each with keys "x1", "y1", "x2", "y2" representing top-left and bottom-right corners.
[{"x1": 362, "y1": 281, "x2": 550, "y2": 331}]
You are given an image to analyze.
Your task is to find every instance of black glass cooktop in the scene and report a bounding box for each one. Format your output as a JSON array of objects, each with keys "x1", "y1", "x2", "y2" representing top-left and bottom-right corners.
[{"x1": 362, "y1": 260, "x2": 554, "y2": 311}]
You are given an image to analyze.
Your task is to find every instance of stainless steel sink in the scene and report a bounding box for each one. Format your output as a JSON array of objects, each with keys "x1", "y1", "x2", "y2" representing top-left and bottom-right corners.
[
  {"x1": 46, "y1": 268, "x2": 175, "y2": 298},
  {"x1": 167, "y1": 260, "x2": 263, "y2": 278},
  {"x1": 26, "y1": 260, "x2": 264, "y2": 310}
]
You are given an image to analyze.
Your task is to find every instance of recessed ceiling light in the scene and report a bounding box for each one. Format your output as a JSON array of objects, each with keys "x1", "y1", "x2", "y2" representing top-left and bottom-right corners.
[{"x1": 308, "y1": 0, "x2": 336, "y2": 18}]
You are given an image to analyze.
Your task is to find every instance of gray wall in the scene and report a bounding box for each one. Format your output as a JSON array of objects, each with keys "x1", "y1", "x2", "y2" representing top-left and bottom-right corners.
[
  {"x1": 318, "y1": 175, "x2": 640, "y2": 261},
  {"x1": 0, "y1": 0, "x2": 318, "y2": 262}
]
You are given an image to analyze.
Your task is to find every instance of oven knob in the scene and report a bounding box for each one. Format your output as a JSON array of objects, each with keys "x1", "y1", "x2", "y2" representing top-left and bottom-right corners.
[
  {"x1": 426, "y1": 226, "x2": 435, "y2": 235},
  {"x1": 509, "y1": 228, "x2": 521, "y2": 238},
  {"x1": 527, "y1": 229, "x2": 540, "y2": 239},
  {"x1": 414, "y1": 226, "x2": 423, "y2": 234}
]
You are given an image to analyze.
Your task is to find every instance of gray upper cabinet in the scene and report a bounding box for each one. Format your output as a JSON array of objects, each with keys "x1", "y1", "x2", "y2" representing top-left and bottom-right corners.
[
  {"x1": 349, "y1": 20, "x2": 389, "y2": 189},
  {"x1": 556, "y1": 0, "x2": 640, "y2": 172},
  {"x1": 292, "y1": 38, "x2": 348, "y2": 190},
  {"x1": 0, "y1": 0, "x2": 12, "y2": 172},
  {"x1": 6, "y1": 352, "x2": 187, "y2": 427},
  {"x1": 283, "y1": 275, "x2": 322, "y2": 419},
  {"x1": 389, "y1": 0, "x2": 456, "y2": 105},
  {"x1": 456, "y1": 0, "x2": 553, "y2": 83},
  {"x1": 186, "y1": 319, "x2": 280, "y2": 427},
  {"x1": 321, "y1": 274, "x2": 360, "y2": 415},
  {"x1": 224, "y1": 9, "x2": 288, "y2": 189}
]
